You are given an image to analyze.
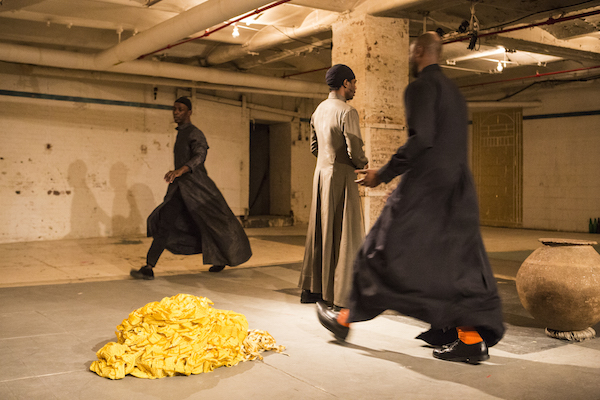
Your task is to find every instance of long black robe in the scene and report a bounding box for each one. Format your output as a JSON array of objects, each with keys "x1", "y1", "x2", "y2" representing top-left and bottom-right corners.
[
  {"x1": 348, "y1": 65, "x2": 505, "y2": 347},
  {"x1": 147, "y1": 122, "x2": 252, "y2": 267}
]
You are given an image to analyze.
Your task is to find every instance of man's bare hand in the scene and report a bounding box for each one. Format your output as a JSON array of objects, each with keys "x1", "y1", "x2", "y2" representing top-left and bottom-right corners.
[
  {"x1": 355, "y1": 168, "x2": 381, "y2": 188},
  {"x1": 164, "y1": 166, "x2": 190, "y2": 183}
]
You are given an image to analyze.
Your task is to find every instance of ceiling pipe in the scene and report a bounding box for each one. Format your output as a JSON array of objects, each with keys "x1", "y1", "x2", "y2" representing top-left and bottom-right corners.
[
  {"x1": 443, "y1": 9, "x2": 600, "y2": 45},
  {"x1": 0, "y1": 42, "x2": 328, "y2": 95},
  {"x1": 9, "y1": 63, "x2": 327, "y2": 99},
  {"x1": 205, "y1": 0, "x2": 417, "y2": 66},
  {"x1": 0, "y1": 0, "x2": 279, "y2": 71},
  {"x1": 93, "y1": 0, "x2": 275, "y2": 69},
  {"x1": 110, "y1": 59, "x2": 327, "y2": 93},
  {"x1": 459, "y1": 64, "x2": 600, "y2": 90},
  {"x1": 0, "y1": 0, "x2": 330, "y2": 96},
  {"x1": 230, "y1": 39, "x2": 331, "y2": 70},
  {"x1": 205, "y1": 10, "x2": 339, "y2": 65},
  {"x1": 139, "y1": 0, "x2": 293, "y2": 61},
  {"x1": 352, "y1": 0, "x2": 428, "y2": 17}
]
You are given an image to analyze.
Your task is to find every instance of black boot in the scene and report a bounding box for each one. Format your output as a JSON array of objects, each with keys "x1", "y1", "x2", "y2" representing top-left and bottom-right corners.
[
  {"x1": 209, "y1": 265, "x2": 225, "y2": 272},
  {"x1": 130, "y1": 265, "x2": 154, "y2": 280}
]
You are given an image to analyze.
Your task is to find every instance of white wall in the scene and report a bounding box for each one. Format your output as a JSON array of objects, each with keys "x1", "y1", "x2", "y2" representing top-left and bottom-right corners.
[
  {"x1": 521, "y1": 82, "x2": 600, "y2": 232},
  {"x1": 291, "y1": 116, "x2": 317, "y2": 225},
  {"x1": 0, "y1": 72, "x2": 249, "y2": 243},
  {"x1": 191, "y1": 97, "x2": 249, "y2": 217},
  {"x1": 6, "y1": 66, "x2": 595, "y2": 242}
]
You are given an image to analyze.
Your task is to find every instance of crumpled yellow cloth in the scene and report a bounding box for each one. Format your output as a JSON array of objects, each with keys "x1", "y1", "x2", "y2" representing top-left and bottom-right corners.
[{"x1": 90, "y1": 294, "x2": 285, "y2": 380}]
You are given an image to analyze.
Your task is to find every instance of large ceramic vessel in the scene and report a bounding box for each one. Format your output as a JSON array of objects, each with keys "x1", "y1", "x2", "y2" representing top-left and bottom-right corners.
[{"x1": 516, "y1": 238, "x2": 600, "y2": 336}]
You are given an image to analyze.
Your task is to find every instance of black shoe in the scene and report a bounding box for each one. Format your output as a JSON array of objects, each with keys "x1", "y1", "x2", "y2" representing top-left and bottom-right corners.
[
  {"x1": 130, "y1": 265, "x2": 154, "y2": 280},
  {"x1": 433, "y1": 339, "x2": 489, "y2": 364},
  {"x1": 300, "y1": 290, "x2": 322, "y2": 304},
  {"x1": 209, "y1": 265, "x2": 225, "y2": 272},
  {"x1": 316, "y1": 301, "x2": 349, "y2": 341}
]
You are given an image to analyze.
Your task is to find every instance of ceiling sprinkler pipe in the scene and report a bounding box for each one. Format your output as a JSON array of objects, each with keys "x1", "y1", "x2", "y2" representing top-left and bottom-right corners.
[
  {"x1": 93, "y1": 0, "x2": 278, "y2": 69},
  {"x1": 138, "y1": 0, "x2": 293, "y2": 60},
  {"x1": 443, "y1": 9, "x2": 600, "y2": 45},
  {"x1": 459, "y1": 64, "x2": 600, "y2": 89}
]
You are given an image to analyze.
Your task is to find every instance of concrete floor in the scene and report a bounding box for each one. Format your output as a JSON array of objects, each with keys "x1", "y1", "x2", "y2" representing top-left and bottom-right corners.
[{"x1": 1, "y1": 226, "x2": 600, "y2": 400}]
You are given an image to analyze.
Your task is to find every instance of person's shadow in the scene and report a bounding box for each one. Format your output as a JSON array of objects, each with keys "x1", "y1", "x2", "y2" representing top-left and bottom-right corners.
[
  {"x1": 110, "y1": 162, "x2": 155, "y2": 237},
  {"x1": 65, "y1": 160, "x2": 110, "y2": 238}
]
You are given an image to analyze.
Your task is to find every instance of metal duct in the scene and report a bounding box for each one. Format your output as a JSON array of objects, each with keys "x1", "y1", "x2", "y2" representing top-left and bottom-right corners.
[
  {"x1": 0, "y1": 0, "x2": 332, "y2": 96},
  {"x1": 205, "y1": 0, "x2": 417, "y2": 66},
  {"x1": 94, "y1": 0, "x2": 273, "y2": 69},
  {"x1": 205, "y1": 10, "x2": 339, "y2": 65},
  {"x1": 0, "y1": 42, "x2": 328, "y2": 95}
]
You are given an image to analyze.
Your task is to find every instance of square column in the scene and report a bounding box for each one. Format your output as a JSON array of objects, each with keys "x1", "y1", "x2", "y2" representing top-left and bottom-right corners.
[{"x1": 332, "y1": 14, "x2": 410, "y2": 228}]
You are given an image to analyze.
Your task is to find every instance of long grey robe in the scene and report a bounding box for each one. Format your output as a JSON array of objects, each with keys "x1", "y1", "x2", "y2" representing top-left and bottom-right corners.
[
  {"x1": 348, "y1": 65, "x2": 504, "y2": 347},
  {"x1": 147, "y1": 122, "x2": 252, "y2": 266},
  {"x1": 299, "y1": 92, "x2": 368, "y2": 307}
]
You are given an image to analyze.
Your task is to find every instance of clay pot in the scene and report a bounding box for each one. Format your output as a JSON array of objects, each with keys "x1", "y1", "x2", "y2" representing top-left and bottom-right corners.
[{"x1": 516, "y1": 238, "x2": 600, "y2": 332}]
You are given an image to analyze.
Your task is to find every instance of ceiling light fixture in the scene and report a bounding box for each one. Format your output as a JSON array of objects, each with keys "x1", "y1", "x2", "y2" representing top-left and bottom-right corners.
[
  {"x1": 232, "y1": 24, "x2": 240, "y2": 38},
  {"x1": 467, "y1": 3, "x2": 479, "y2": 50},
  {"x1": 497, "y1": 61, "x2": 504, "y2": 72}
]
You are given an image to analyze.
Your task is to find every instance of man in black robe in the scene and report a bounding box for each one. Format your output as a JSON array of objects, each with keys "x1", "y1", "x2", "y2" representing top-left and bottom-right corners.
[
  {"x1": 316, "y1": 32, "x2": 504, "y2": 364},
  {"x1": 131, "y1": 97, "x2": 252, "y2": 280}
]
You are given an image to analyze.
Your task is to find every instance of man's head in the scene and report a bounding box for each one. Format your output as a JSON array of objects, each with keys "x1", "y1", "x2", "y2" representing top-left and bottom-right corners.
[
  {"x1": 173, "y1": 97, "x2": 192, "y2": 126},
  {"x1": 409, "y1": 32, "x2": 442, "y2": 77},
  {"x1": 326, "y1": 64, "x2": 357, "y2": 101}
]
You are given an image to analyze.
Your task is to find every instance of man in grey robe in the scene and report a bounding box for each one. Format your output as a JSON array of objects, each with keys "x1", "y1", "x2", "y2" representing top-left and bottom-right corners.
[
  {"x1": 299, "y1": 64, "x2": 368, "y2": 308},
  {"x1": 316, "y1": 33, "x2": 504, "y2": 364},
  {"x1": 130, "y1": 97, "x2": 252, "y2": 280}
]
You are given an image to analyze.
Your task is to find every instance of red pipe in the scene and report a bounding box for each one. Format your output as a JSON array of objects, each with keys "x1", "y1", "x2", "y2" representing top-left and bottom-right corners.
[
  {"x1": 443, "y1": 9, "x2": 600, "y2": 45},
  {"x1": 459, "y1": 64, "x2": 600, "y2": 89},
  {"x1": 138, "y1": 0, "x2": 292, "y2": 60}
]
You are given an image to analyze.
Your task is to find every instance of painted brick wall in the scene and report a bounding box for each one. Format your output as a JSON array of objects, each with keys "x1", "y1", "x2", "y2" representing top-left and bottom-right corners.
[
  {"x1": 0, "y1": 73, "x2": 249, "y2": 243},
  {"x1": 290, "y1": 117, "x2": 316, "y2": 224},
  {"x1": 521, "y1": 83, "x2": 600, "y2": 232}
]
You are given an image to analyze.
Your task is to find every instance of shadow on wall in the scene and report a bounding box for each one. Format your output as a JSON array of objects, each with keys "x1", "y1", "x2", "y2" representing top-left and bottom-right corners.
[
  {"x1": 110, "y1": 162, "x2": 155, "y2": 237},
  {"x1": 64, "y1": 160, "x2": 155, "y2": 239},
  {"x1": 65, "y1": 159, "x2": 110, "y2": 239}
]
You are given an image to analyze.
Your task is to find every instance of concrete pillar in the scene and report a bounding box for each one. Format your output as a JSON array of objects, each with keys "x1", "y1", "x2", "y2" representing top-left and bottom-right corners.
[{"x1": 332, "y1": 13, "x2": 410, "y2": 228}]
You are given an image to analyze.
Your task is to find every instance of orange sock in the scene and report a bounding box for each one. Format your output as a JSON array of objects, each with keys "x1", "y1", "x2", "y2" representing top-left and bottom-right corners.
[
  {"x1": 336, "y1": 309, "x2": 350, "y2": 327},
  {"x1": 457, "y1": 326, "x2": 483, "y2": 344}
]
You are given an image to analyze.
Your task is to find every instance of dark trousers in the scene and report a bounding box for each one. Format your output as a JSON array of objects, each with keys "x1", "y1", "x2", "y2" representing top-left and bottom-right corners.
[{"x1": 146, "y1": 188, "x2": 185, "y2": 268}]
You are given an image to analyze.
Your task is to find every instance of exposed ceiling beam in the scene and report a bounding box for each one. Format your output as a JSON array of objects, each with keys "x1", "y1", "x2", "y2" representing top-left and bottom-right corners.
[
  {"x1": 236, "y1": 38, "x2": 331, "y2": 70},
  {"x1": 205, "y1": 11, "x2": 338, "y2": 65},
  {"x1": 482, "y1": 33, "x2": 600, "y2": 63},
  {"x1": 289, "y1": 0, "x2": 361, "y2": 13}
]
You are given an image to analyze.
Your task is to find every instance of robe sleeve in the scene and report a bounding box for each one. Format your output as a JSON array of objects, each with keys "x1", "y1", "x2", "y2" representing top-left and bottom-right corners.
[
  {"x1": 185, "y1": 129, "x2": 209, "y2": 172},
  {"x1": 342, "y1": 108, "x2": 369, "y2": 169},
  {"x1": 377, "y1": 78, "x2": 436, "y2": 183}
]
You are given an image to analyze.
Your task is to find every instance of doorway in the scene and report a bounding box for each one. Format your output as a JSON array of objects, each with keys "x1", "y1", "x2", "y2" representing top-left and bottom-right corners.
[
  {"x1": 248, "y1": 121, "x2": 292, "y2": 218},
  {"x1": 472, "y1": 108, "x2": 523, "y2": 227},
  {"x1": 249, "y1": 123, "x2": 270, "y2": 216}
]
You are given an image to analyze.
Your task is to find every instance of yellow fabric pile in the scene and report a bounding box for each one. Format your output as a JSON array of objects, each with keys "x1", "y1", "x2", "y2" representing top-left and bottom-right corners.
[{"x1": 90, "y1": 293, "x2": 285, "y2": 380}]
